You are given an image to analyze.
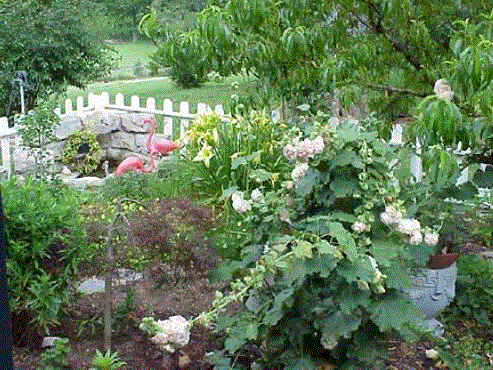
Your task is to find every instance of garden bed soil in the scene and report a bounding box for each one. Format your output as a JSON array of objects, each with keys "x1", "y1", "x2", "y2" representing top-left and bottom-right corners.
[{"x1": 10, "y1": 199, "x2": 493, "y2": 370}]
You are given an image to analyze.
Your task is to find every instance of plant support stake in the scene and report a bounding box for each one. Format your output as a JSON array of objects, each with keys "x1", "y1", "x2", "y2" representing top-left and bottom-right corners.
[
  {"x1": 104, "y1": 198, "x2": 135, "y2": 352},
  {"x1": 0, "y1": 192, "x2": 14, "y2": 370}
]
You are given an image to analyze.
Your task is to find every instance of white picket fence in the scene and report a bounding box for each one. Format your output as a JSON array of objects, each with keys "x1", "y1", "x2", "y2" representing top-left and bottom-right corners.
[
  {"x1": 0, "y1": 91, "x2": 481, "y2": 187},
  {"x1": 57, "y1": 92, "x2": 227, "y2": 139}
]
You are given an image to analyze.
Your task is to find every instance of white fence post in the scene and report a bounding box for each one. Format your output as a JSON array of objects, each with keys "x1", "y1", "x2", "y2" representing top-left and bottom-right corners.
[
  {"x1": 0, "y1": 118, "x2": 10, "y2": 177},
  {"x1": 179, "y1": 101, "x2": 190, "y2": 141},
  {"x1": 162, "y1": 99, "x2": 173, "y2": 137}
]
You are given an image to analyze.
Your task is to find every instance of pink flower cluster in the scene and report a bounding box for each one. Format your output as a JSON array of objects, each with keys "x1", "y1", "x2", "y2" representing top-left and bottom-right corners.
[{"x1": 283, "y1": 136, "x2": 324, "y2": 162}]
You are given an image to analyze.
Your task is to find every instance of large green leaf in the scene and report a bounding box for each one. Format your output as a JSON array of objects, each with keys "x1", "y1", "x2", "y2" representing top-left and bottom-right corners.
[
  {"x1": 329, "y1": 222, "x2": 358, "y2": 261},
  {"x1": 318, "y1": 310, "x2": 362, "y2": 350},
  {"x1": 368, "y1": 291, "x2": 424, "y2": 332},
  {"x1": 371, "y1": 239, "x2": 402, "y2": 266},
  {"x1": 330, "y1": 148, "x2": 365, "y2": 169},
  {"x1": 337, "y1": 256, "x2": 374, "y2": 283},
  {"x1": 296, "y1": 168, "x2": 319, "y2": 197}
]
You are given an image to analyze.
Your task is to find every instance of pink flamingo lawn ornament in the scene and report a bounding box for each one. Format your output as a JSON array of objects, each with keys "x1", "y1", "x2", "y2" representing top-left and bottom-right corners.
[
  {"x1": 115, "y1": 154, "x2": 155, "y2": 176},
  {"x1": 141, "y1": 117, "x2": 179, "y2": 156}
]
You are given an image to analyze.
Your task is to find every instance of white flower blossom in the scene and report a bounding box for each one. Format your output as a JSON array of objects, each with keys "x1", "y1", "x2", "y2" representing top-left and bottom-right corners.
[
  {"x1": 231, "y1": 192, "x2": 251, "y2": 213},
  {"x1": 283, "y1": 181, "x2": 294, "y2": 190},
  {"x1": 434, "y1": 79, "x2": 454, "y2": 102},
  {"x1": 291, "y1": 162, "x2": 309, "y2": 181},
  {"x1": 396, "y1": 218, "x2": 421, "y2": 235},
  {"x1": 357, "y1": 281, "x2": 370, "y2": 291},
  {"x1": 283, "y1": 136, "x2": 324, "y2": 162},
  {"x1": 251, "y1": 188, "x2": 264, "y2": 203},
  {"x1": 352, "y1": 221, "x2": 366, "y2": 233},
  {"x1": 410, "y1": 230, "x2": 423, "y2": 245},
  {"x1": 424, "y1": 232, "x2": 439, "y2": 247},
  {"x1": 311, "y1": 136, "x2": 325, "y2": 154},
  {"x1": 150, "y1": 315, "x2": 191, "y2": 353},
  {"x1": 380, "y1": 205, "x2": 403, "y2": 225},
  {"x1": 283, "y1": 144, "x2": 297, "y2": 162}
]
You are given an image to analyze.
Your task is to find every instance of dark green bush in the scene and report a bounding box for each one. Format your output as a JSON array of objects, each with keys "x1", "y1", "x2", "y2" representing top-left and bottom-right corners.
[
  {"x1": 449, "y1": 255, "x2": 493, "y2": 327},
  {"x1": 2, "y1": 177, "x2": 87, "y2": 337}
]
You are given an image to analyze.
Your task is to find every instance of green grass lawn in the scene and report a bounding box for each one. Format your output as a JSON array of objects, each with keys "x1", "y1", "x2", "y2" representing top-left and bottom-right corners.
[
  {"x1": 106, "y1": 41, "x2": 158, "y2": 79},
  {"x1": 64, "y1": 41, "x2": 264, "y2": 117},
  {"x1": 65, "y1": 75, "x2": 258, "y2": 114}
]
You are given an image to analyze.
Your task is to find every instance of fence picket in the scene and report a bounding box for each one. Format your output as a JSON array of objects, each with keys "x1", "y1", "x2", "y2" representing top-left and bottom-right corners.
[
  {"x1": 162, "y1": 99, "x2": 173, "y2": 137},
  {"x1": 179, "y1": 101, "x2": 190, "y2": 141}
]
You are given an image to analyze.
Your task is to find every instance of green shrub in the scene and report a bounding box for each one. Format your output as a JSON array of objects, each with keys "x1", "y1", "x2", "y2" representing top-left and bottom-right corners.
[
  {"x1": 15, "y1": 95, "x2": 60, "y2": 177},
  {"x1": 449, "y1": 255, "x2": 493, "y2": 327},
  {"x1": 150, "y1": 30, "x2": 211, "y2": 88},
  {"x1": 101, "y1": 159, "x2": 194, "y2": 200},
  {"x1": 2, "y1": 177, "x2": 87, "y2": 336}
]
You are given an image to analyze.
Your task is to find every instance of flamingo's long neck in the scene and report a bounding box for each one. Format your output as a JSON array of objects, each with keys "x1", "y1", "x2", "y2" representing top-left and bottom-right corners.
[
  {"x1": 144, "y1": 154, "x2": 155, "y2": 173},
  {"x1": 149, "y1": 154, "x2": 155, "y2": 172},
  {"x1": 145, "y1": 119, "x2": 156, "y2": 154}
]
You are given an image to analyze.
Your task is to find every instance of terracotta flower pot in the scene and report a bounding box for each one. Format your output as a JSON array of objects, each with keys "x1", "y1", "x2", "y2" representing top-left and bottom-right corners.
[{"x1": 426, "y1": 253, "x2": 459, "y2": 269}]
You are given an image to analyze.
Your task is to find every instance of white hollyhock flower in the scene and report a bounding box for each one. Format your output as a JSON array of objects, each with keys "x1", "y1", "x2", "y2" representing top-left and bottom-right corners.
[
  {"x1": 380, "y1": 205, "x2": 403, "y2": 225},
  {"x1": 352, "y1": 221, "x2": 366, "y2": 233},
  {"x1": 311, "y1": 136, "x2": 325, "y2": 155},
  {"x1": 231, "y1": 192, "x2": 251, "y2": 213},
  {"x1": 283, "y1": 144, "x2": 297, "y2": 162},
  {"x1": 251, "y1": 188, "x2": 264, "y2": 203},
  {"x1": 291, "y1": 162, "x2": 309, "y2": 181},
  {"x1": 380, "y1": 212, "x2": 394, "y2": 225},
  {"x1": 424, "y1": 232, "x2": 439, "y2": 247},
  {"x1": 396, "y1": 219, "x2": 421, "y2": 235},
  {"x1": 151, "y1": 315, "x2": 191, "y2": 353},
  {"x1": 410, "y1": 230, "x2": 423, "y2": 245},
  {"x1": 357, "y1": 281, "x2": 370, "y2": 291},
  {"x1": 434, "y1": 79, "x2": 454, "y2": 102}
]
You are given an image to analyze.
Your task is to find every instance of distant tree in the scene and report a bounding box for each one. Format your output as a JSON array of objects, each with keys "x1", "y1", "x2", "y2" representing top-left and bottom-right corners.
[
  {"x1": 94, "y1": 0, "x2": 153, "y2": 42},
  {"x1": 0, "y1": 0, "x2": 116, "y2": 116}
]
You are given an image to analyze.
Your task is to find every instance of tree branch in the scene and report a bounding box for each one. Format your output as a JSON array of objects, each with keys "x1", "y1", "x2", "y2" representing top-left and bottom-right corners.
[{"x1": 364, "y1": 83, "x2": 428, "y2": 97}]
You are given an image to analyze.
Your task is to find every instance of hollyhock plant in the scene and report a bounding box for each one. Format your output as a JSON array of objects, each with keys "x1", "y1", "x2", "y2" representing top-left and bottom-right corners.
[{"x1": 200, "y1": 114, "x2": 460, "y2": 369}]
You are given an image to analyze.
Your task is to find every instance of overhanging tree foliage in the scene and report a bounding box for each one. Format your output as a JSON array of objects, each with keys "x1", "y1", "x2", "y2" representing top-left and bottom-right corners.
[
  {"x1": 0, "y1": 0, "x2": 116, "y2": 116},
  {"x1": 140, "y1": 0, "x2": 490, "y2": 114}
]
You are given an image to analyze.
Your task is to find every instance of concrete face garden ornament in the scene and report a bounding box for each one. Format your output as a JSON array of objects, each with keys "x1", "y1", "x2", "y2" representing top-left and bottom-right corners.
[{"x1": 404, "y1": 257, "x2": 458, "y2": 336}]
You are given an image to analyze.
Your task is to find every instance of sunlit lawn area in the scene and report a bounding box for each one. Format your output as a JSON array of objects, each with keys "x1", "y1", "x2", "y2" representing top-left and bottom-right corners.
[
  {"x1": 106, "y1": 41, "x2": 158, "y2": 79},
  {"x1": 66, "y1": 75, "x2": 258, "y2": 114}
]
